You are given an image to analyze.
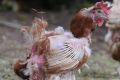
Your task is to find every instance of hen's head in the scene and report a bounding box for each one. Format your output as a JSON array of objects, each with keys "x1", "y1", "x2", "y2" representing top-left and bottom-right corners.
[
  {"x1": 70, "y1": 0, "x2": 111, "y2": 38},
  {"x1": 91, "y1": 0, "x2": 111, "y2": 26}
]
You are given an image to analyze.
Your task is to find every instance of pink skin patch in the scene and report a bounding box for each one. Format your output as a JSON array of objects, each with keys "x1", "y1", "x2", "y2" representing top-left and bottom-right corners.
[
  {"x1": 30, "y1": 54, "x2": 46, "y2": 65},
  {"x1": 96, "y1": 18, "x2": 104, "y2": 27}
]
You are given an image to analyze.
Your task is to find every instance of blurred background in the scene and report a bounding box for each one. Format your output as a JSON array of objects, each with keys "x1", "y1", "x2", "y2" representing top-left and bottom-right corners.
[
  {"x1": 0, "y1": 0, "x2": 113, "y2": 28},
  {"x1": 1, "y1": 0, "x2": 120, "y2": 80},
  {"x1": 0, "y1": 0, "x2": 113, "y2": 11}
]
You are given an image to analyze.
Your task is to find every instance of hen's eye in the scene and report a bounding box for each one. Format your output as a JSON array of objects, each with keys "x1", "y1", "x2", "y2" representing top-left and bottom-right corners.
[
  {"x1": 91, "y1": 28, "x2": 95, "y2": 32},
  {"x1": 97, "y1": 10, "x2": 101, "y2": 13}
]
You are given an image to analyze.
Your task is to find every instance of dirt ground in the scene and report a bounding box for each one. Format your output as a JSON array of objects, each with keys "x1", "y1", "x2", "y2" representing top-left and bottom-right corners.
[{"x1": 0, "y1": 12, "x2": 120, "y2": 80}]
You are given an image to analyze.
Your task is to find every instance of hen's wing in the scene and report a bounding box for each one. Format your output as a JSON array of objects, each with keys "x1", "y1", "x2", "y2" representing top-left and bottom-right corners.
[{"x1": 46, "y1": 36, "x2": 91, "y2": 74}]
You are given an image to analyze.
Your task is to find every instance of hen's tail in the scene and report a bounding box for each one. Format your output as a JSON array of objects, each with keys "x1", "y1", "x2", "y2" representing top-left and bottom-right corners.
[{"x1": 14, "y1": 59, "x2": 29, "y2": 80}]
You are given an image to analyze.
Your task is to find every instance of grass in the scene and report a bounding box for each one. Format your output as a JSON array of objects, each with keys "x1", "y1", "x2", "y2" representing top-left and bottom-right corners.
[
  {"x1": 0, "y1": 52, "x2": 120, "y2": 80},
  {"x1": 78, "y1": 53, "x2": 120, "y2": 80}
]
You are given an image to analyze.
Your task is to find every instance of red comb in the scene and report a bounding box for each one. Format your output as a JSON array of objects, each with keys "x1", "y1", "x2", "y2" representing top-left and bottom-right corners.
[{"x1": 95, "y1": 0, "x2": 111, "y2": 15}]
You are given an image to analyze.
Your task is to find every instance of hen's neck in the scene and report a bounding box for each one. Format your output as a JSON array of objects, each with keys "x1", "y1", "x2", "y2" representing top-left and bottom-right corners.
[{"x1": 81, "y1": 9, "x2": 95, "y2": 23}]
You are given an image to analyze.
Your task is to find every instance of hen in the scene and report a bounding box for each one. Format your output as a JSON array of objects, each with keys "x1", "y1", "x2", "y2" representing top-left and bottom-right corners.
[
  {"x1": 105, "y1": 0, "x2": 120, "y2": 75},
  {"x1": 14, "y1": 1, "x2": 111, "y2": 80}
]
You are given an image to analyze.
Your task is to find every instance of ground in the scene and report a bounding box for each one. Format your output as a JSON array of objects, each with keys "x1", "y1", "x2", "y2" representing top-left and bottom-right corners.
[{"x1": 0, "y1": 12, "x2": 120, "y2": 80}]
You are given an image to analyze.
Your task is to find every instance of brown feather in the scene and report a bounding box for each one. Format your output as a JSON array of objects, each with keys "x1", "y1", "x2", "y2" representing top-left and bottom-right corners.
[
  {"x1": 111, "y1": 42, "x2": 120, "y2": 62},
  {"x1": 106, "y1": 24, "x2": 120, "y2": 62},
  {"x1": 13, "y1": 59, "x2": 29, "y2": 80},
  {"x1": 70, "y1": 11, "x2": 95, "y2": 38}
]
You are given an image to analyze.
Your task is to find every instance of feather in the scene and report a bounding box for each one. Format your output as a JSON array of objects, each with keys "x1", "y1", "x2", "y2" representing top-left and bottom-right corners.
[
  {"x1": 13, "y1": 59, "x2": 29, "y2": 80},
  {"x1": 105, "y1": 29, "x2": 113, "y2": 45},
  {"x1": 46, "y1": 35, "x2": 91, "y2": 74}
]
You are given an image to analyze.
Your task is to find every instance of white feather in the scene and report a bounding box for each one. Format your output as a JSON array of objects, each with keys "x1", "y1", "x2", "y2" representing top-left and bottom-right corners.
[
  {"x1": 105, "y1": 29, "x2": 113, "y2": 46},
  {"x1": 54, "y1": 26, "x2": 64, "y2": 34}
]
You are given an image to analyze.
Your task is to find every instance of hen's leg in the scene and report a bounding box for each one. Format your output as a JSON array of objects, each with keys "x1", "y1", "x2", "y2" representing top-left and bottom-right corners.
[{"x1": 83, "y1": 63, "x2": 90, "y2": 69}]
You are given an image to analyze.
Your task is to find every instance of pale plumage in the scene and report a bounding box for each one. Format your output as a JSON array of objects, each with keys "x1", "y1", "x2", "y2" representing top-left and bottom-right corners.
[
  {"x1": 47, "y1": 36, "x2": 91, "y2": 73},
  {"x1": 106, "y1": 0, "x2": 120, "y2": 29},
  {"x1": 105, "y1": 0, "x2": 120, "y2": 54},
  {"x1": 104, "y1": 29, "x2": 113, "y2": 46},
  {"x1": 105, "y1": 0, "x2": 120, "y2": 75}
]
